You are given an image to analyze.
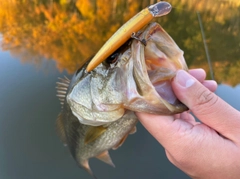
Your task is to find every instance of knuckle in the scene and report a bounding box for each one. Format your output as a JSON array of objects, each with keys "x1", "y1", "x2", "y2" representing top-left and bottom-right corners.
[{"x1": 193, "y1": 88, "x2": 219, "y2": 112}]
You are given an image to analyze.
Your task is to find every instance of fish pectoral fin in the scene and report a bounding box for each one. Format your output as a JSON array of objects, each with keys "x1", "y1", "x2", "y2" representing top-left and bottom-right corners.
[
  {"x1": 112, "y1": 134, "x2": 129, "y2": 150},
  {"x1": 96, "y1": 151, "x2": 115, "y2": 167},
  {"x1": 112, "y1": 125, "x2": 137, "y2": 150},
  {"x1": 56, "y1": 112, "x2": 67, "y2": 146},
  {"x1": 81, "y1": 160, "x2": 97, "y2": 179},
  {"x1": 84, "y1": 126, "x2": 107, "y2": 144},
  {"x1": 129, "y1": 126, "x2": 137, "y2": 135}
]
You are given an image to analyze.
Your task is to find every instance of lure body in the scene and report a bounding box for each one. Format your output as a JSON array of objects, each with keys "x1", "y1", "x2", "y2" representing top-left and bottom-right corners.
[{"x1": 86, "y1": 1, "x2": 172, "y2": 72}]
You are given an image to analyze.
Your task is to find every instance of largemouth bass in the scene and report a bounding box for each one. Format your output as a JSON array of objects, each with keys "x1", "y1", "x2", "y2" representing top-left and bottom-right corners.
[{"x1": 56, "y1": 21, "x2": 188, "y2": 177}]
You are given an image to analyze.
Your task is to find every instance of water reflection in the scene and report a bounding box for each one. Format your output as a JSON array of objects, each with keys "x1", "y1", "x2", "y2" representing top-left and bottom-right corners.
[{"x1": 0, "y1": 0, "x2": 239, "y2": 85}]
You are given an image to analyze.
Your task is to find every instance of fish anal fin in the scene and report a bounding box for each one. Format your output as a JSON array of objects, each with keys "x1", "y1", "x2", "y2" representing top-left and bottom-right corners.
[
  {"x1": 56, "y1": 112, "x2": 67, "y2": 146},
  {"x1": 129, "y1": 126, "x2": 137, "y2": 135},
  {"x1": 84, "y1": 126, "x2": 107, "y2": 144},
  {"x1": 81, "y1": 160, "x2": 97, "y2": 179},
  {"x1": 96, "y1": 151, "x2": 115, "y2": 168}
]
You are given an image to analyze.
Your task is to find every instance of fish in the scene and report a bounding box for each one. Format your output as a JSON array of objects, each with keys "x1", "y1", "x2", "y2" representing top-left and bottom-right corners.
[{"x1": 56, "y1": 21, "x2": 188, "y2": 178}]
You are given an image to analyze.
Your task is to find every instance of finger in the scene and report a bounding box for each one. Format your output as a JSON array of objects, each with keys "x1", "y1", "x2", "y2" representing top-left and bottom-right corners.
[
  {"x1": 189, "y1": 69, "x2": 206, "y2": 83},
  {"x1": 136, "y1": 112, "x2": 174, "y2": 138},
  {"x1": 179, "y1": 112, "x2": 197, "y2": 125},
  {"x1": 172, "y1": 70, "x2": 240, "y2": 142},
  {"x1": 174, "y1": 112, "x2": 199, "y2": 125},
  {"x1": 174, "y1": 113, "x2": 181, "y2": 119},
  {"x1": 202, "y1": 80, "x2": 217, "y2": 92},
  {"x1": 188, "y1": 69, "x2": 217, "y2": 92},
  {"x1": 136, "y1": 112, "x2": 194, "y2": 147},
  {"x1": 165, "y1": 150, "x2": 178, "y2": 167}
]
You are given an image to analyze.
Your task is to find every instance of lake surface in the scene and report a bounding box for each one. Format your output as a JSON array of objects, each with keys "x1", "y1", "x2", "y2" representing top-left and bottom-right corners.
[{"x1": 0, "y1": 0, "x2": 239, "y2": 179}]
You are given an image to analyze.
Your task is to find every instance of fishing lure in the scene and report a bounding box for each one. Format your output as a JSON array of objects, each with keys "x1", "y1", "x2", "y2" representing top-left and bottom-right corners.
[{"x1": 86, "y1": 1, "x2": 172, "y2": 72}]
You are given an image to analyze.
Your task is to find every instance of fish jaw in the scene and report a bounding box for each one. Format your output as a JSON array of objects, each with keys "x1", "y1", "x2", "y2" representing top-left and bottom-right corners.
[
  {"x1": 144, "y1": 23, "x2": 188, "y2": 71},
  {"x1": 122, "y1": 22, "x2": 188, "y2": 114},
  {"x1": 143, "y1": 23, "x2": 188, "y2": 108}
]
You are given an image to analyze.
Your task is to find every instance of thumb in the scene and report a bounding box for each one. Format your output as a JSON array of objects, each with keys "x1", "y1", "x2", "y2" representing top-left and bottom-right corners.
[{"x1": 172, "y1": 70, "x2": 240, "y2": 142}]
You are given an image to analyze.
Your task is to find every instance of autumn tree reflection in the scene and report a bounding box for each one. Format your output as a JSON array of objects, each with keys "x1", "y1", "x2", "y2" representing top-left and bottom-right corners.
[
  {"x1": 0, "y1": 0, "x2": 239, "y2": 85},
  {"x1": 166, "y1": 0, "x2": 240, "y2": 86}
]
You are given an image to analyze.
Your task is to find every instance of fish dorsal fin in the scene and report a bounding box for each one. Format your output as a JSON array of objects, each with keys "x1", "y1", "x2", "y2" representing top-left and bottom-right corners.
[
  {"x1": 56, "y1": 76, "x2": 70, "y2": 107},
  {"x1": 56, "y1": 112, "x2": 67, "y2": 146},
  {"x1": 96, "y1": 151, "x2": 115, "y2": 167},
  {"x1": 84, "y1": 126, "x2": 107, "y2": 144},
  {"x1": 81, "y1": 160, "x2": 97, "y2": 179}
]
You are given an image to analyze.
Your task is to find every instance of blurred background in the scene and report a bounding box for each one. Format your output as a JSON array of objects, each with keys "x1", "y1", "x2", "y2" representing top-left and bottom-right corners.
[{"x1": 0, "y1": 0, "x2": 239, "y2": 178}]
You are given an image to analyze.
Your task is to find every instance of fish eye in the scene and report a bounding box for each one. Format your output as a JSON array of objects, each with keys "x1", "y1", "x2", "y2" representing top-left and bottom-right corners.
[{"x1": 106, "y1": 52, "x2": 119, "y2": 64}]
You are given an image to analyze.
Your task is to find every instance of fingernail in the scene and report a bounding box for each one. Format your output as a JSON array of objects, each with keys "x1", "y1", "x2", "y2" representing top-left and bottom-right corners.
[{"x1": 176, "y1": 70, "x2": 195, "y2": 88}]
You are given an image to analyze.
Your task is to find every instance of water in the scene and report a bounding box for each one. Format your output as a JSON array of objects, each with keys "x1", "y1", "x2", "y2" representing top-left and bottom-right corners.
[{"x1": 0, "y1": 0, "x2": 239, "y2": 179}]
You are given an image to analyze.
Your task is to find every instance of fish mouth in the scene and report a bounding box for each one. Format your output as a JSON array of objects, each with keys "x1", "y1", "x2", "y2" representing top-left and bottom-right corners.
[
  {"x1": 147, "y1": 69, "x2": 179, "y2": 106},
  {"x1": 142, "y1": 23, "x2": 188, "y2": 108}
]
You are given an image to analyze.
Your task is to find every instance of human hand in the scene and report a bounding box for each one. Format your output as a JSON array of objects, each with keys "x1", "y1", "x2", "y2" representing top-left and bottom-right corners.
[{"x1": 136, "y1": 69, "x2": 240, "y2": 179}]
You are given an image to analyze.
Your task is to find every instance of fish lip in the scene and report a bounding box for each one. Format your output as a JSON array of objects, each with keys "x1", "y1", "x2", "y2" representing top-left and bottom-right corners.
[
  {"x1": 148, "y1": 1, "x2": 172, "y2": 17},
  {"x1": 142, "y1": 22, "x2": 188, "y2": 71}
]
